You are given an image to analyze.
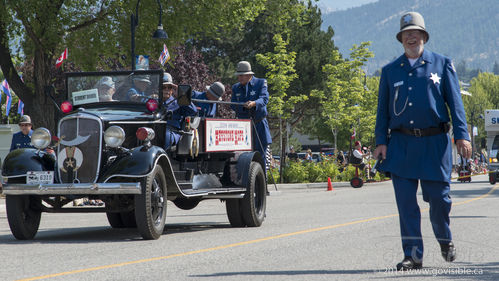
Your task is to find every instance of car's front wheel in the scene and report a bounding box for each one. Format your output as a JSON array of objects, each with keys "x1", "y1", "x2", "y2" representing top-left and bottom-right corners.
[
  {"x1": 6, "y1": 195, "x2": 42, "y2": 240},
  {"x1": 135, "y1": 166, "x2": 167, "y2": 240}
]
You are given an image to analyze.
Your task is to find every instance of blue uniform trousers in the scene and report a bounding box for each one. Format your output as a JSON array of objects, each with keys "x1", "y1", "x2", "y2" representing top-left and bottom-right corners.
[{"x1": 392, "y1": 173, "x2": 452, "y2": 260}]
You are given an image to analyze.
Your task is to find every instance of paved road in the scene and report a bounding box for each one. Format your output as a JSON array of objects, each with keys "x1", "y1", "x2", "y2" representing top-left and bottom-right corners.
[{"x1": 1, "y1": 175, "x2": 498, "y2": 280}]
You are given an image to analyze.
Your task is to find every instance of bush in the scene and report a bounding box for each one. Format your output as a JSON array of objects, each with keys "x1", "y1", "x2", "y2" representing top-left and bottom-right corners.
[
  {"x1": 283, "y1": 161, "x2": 308, "y2": 183},
  {"x1": 267, "y1": 167, "x2": 280, "y2": 184}
]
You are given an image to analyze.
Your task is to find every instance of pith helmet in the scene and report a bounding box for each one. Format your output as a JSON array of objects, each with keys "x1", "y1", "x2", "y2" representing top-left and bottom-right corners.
[
  {"x1": 234, "y1": 61, "x2": 254, "y2": 76},
  {"x1": 162, "y1": 73, "x2": 174, "y2": 85},
  {"x1": 396, "y1": 12, "x2": 429, "y2": 43},
  {"x1": 206, "y1": 82, "x2": 225, "y2": 100},
  {"x1": 19, "y1": 115, "x2": 32, "y2": 125}
]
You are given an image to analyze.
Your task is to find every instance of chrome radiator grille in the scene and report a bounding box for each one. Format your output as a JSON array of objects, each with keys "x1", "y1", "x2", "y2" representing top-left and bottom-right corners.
[{"x1": 57, "y1": 115, "x2": 102, "y2": 183}]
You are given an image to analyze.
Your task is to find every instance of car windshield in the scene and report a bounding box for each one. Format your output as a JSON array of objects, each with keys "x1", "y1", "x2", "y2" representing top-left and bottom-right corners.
[{"x1": 66, "y1": 70, "x2": 163, "y2": 106}]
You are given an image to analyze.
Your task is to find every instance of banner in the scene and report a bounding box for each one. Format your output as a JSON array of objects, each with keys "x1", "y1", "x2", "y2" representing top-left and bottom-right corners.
[
  {"x1": 1, "y1": 79, "x2": 12, "y2": 116},
  {"x1": 205, "y1": 119, "x2": 252, "y2": 152}
]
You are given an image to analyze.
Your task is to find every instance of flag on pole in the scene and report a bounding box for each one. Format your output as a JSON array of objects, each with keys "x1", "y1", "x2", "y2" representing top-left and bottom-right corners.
[
  {"x1": 350, "y1": 128, "x2": 356, "y2": 140},
  {"x1": 1, "y1": 79, "x2": 12, "y2": 116},
  {"x1": 17, "y1": 100, "x2": 24, "y2": 116},
  {"x1": 55, "y1": 48, "x2": 68, "y2": 68},
  {"x1": 159, "y1": 44, "x2": 170, "y2": 66}
]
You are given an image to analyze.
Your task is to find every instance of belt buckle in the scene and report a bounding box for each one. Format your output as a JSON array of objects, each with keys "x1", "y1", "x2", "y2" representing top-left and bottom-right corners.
[{"x1": 413, "y1": 128, "x2": 422, "y2": 137}]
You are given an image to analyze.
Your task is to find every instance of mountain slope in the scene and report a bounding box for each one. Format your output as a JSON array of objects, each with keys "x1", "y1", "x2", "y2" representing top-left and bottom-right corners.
[{"x1": 322, "y1": 0, "x2": 499, "y2": 73}]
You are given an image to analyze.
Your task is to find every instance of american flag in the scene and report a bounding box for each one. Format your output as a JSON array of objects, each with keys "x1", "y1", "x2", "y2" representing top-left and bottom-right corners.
[
  {"x1": 159, "y1": 44, "x2": 170, "y2": 66},
  {"x1": 1, "y1": 79, "x2": 12, "y2": 116}
]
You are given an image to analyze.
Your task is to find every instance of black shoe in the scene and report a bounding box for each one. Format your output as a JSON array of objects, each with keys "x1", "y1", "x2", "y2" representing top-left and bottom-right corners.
[
  {"x1": 440, "y1": 242, "x2": 456, "y2": 262},
  {"x1": 396, "y1": 257, "x2": 423, "y2": 271}
]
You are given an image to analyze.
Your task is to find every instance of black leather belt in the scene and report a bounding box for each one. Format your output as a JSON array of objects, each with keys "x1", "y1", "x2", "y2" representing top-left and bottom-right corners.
[{"x1": 393, "y1": 123, "x2": 449, "y2": 137}]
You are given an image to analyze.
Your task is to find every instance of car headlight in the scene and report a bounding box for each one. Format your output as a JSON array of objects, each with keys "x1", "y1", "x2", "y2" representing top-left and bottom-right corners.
[
  {"x1": 104, "y1": 126, "x2": 125, "y2": 147},
  {"x1": 31, "y1": 128, "x2": 51, "y2": 149}
]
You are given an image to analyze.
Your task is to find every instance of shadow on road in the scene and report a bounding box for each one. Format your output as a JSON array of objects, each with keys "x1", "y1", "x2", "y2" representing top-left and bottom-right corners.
[{"x1": 0, "y1": 221, "x2": 230, "y2": 244}]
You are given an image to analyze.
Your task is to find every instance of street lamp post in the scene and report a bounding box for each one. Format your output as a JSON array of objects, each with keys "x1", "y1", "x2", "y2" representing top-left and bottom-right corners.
[{"x1": 131, "y1": 0, "x2": 168, "y2": 70}]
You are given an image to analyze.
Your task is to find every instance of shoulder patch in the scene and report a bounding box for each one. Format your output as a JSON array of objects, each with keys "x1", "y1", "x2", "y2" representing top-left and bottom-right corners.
[{"x1": 263, "y1": 80, "x2": 267, "y2": 87}]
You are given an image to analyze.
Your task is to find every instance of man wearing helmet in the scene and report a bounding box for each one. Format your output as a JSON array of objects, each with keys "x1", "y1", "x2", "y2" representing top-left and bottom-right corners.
[{"x1": 373, "y1": 12, "x2": 471, "y2": 271}]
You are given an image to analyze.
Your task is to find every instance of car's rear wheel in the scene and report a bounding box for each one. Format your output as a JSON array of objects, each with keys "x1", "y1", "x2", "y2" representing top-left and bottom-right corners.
[
  {"x1": 240, "y1": 161, "x2": 267, "y2": 227},
  {"x1": 226, "y1": 199, "x2": 245, "y2": 227},
  {"x1": 6, "y1": 195, "x2": 42, "y2": 240},
  {"x1": 135, "y1": 166, "x2": 167, "y2": 240}
]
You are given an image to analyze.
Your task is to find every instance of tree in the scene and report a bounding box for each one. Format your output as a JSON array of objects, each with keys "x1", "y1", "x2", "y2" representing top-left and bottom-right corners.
[
  {"x1": 256, "y1": 33, "x2": 302, "y2": 181},
  {"x1": 463, "y1": 77, "x2": 493, "y2": 153},
  {"x1": 191, "y1": 0, "x2": 338, "y2": 150},
  {"x1": 0, "y1": 0, "x2": 266, "y2": 130},
  {"x1": 311, "y1": 42, "x2": 376, "y2": 151},
  {"x1": 469, "y1": 72, "x2": 499, "y2": 109}
]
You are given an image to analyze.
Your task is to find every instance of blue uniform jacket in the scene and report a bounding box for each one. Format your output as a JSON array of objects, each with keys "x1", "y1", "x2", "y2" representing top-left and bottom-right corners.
[
  {"x1": 231, "y1": 77, "x2": 272, "y2": 151},
  {"x1": 375, "y1": 50, "x2": 470, "y2": 182},
  {"x1": 164, "y1": 96, "x2": 198, "y2": 129},
  {"x1": 126, "y1": 87, "x2": 145, "y2": 101},
  {"x1": 10, "y1": 130, "x2": 34, "y2": 151},
  {"x1": 192, "y1": 91, "x2": 216, "y2": 117}
]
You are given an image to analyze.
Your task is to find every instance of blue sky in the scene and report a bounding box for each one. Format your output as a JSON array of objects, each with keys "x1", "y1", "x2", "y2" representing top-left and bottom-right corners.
[{"x1": 316, "y1": 0, "x2": 378, "y2": 13}]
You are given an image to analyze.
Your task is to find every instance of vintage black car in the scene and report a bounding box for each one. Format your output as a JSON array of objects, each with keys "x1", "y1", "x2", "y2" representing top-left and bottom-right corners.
[{"x1": 1, "y1": 70, "x2": 267, "y2": 240}]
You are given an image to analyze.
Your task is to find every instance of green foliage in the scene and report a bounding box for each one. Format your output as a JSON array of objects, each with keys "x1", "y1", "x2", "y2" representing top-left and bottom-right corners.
[
  {"x1": 267, "y1": 167, "x2": 280, "y2": 184},
  {"x1": 256, "y1": 34, "x2": 302, "y2": 118},
  {"x1": 283, "y1": 161, "x2": 308, "y2": 183},
  {"x1": 311, "y1": 42, "x2": 376, "y2": 149},
  {"x1": 278, "y1": 159, "x2": 388, "y2": 183}
]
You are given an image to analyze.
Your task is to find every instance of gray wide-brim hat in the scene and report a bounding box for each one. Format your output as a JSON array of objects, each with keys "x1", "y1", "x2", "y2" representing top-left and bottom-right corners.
[
  {"x1": 97, "y1": 76, "x2": 115, "y2": 88},
  {"x1": 234, "y1": 61, "x2": 254, "y2": 76},
  {"x1": 133, "y1": 75, "x2": 151, "y2": 84},
  {"x1": 19, "y1": 115, "x2": 32, "y2": 125},
  {"x1": 396, "y1": 12, "x2": 429, "y2": 43},
  {"x1": 206, "y1": 82, "x2": 225, "y2": 100}
]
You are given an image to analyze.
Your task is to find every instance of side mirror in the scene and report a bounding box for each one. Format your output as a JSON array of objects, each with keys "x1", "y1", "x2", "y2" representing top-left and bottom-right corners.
[{"x1": 177, "y1": 85, "x2": 192, "y2": 106}]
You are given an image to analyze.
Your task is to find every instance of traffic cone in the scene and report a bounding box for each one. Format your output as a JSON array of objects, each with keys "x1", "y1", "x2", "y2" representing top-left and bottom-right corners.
[{"x1": 327, "y1": 177, "x2": 334, "y2": 191}]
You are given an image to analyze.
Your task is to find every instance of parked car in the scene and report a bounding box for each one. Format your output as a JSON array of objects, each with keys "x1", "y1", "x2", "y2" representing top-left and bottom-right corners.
[{"x1": 1, "y1": 70, "x2": 267, "y2": 240}]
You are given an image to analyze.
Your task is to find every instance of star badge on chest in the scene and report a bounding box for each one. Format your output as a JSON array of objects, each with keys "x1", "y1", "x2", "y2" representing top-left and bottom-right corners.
[
  {"x1": 430, "y1": 73, "x2": 441, "y2": 84},
  {"x1": 250, "y1": 90, "x2": 256, "y2": 96}
]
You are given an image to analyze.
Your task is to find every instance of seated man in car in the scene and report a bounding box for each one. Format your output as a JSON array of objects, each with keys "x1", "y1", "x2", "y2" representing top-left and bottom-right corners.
[
  {"x1": 191, "y1": 82, "x2": 225, "y2": 117},
  {"x1": 162, "y1": 73, "x2": 197, "y2": 149},
  {"x1": 126, "y1": 75, "x2": 151, "y2": 101},
  {"x1": 96, "y1": 76, "x2": 116, "y2": 101}
]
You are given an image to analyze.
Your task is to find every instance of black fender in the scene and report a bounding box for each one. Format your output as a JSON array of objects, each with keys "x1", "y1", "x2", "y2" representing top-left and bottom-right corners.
[
  {"x1": 2, "y1": 148, "x2": 55, "y2": 177},
  {"x1": 100, "y1": 146, "x2": 170, "y2": 181},
  {"x1": 235, "y1": 151, "x2": 266, "y2": 187}
]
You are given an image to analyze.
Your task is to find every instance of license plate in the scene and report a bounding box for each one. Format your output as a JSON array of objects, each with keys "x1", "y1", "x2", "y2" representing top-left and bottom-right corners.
[{"x1": 27, "y1": 171, "x2": 54, "y2": 185}]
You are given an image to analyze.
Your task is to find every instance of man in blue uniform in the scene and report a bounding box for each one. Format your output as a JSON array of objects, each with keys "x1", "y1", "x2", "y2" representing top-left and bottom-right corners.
[
  {"x1": 10, "y1": 115, "x2": 34, "y2": 151},
  {"x1": 192, "y1": 82, "x2": 225, "y2": 117},
  {"x1": 231, "y1": 61, "x2": 272, "y2": 169},
  {"x1": 162, "y1": 73, "x2": 197, "y2": 149},
  {"x1": 373, "y1": 12, "x2": 472, "y2": 270},
  {"x1": 126, "y1": 75, "x2": 151, "y2": 101}
]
